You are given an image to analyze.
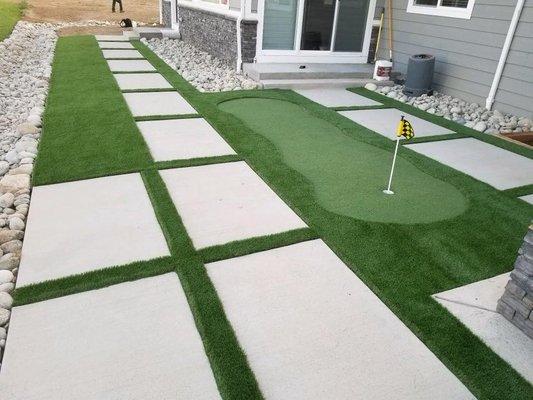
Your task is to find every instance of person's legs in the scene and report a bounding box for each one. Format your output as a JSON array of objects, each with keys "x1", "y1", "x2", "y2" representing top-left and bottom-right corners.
[
  {"x1": 118, "y1": 0, "x2": 124, "y2": 12},
  {"x1": 112, "y1": 0, "x2": 116, "y2": 12}
]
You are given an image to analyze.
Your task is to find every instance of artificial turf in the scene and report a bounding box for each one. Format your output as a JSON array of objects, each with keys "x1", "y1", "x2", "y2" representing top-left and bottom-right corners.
[
  {"x1": 21, "y1": 36, "x2": 533, "y2": 400},
  {"x1": 0, "y1": 0, "x2": 24, "y2": 41},
  {"x1": 32, "y1": 36, "x2": 153, "y2": 186},
  {"x1": 219, "y1": 97, "x2": 467, "y2": 224}
]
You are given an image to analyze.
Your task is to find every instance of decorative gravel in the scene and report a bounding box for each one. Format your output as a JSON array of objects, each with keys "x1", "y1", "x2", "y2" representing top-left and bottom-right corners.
[
  {"x1": 0, "y1": 21, "x2": 60, "y2": 366},
  {"x1": 141, "y1": 37, "x2": 260, "y2": 92},
  {"x1": 365, "y1": 83, "x2": 531, "y2": 135}
]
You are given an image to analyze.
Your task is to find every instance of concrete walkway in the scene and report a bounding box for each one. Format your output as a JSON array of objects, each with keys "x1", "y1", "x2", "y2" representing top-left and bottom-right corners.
[{"x1": 7, "y1": 35, "x2": 530, "y2": 399}]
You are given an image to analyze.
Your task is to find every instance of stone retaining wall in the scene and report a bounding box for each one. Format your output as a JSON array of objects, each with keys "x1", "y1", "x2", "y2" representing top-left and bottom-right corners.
[
  {"x1": 178, "y1": 5, "x2": 238, "y2": 66},
  {"x1": 162, "y1": 0, "x2": 172, "y2": 28},
  {"x1": 497, "y1": 223, "x2": 533, "y2": 339}
]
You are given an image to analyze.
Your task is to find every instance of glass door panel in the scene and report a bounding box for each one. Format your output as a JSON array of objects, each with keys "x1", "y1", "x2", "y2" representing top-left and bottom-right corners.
[
  {"x1": 333, "y1": 0, "x2": 371, "y2": 52},
  {"x1": 262, "y1": 0, "x2": 299, "y2": 50},
  {"x1": 300, "y1": 0, "x2": 336, "y2": 50}
]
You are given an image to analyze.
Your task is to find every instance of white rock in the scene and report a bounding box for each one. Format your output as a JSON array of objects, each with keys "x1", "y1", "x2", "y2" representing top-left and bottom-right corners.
[
  {"x1": 0, "y1": 174, "x2": 30, "y2": 194},
  {"x1": 0, "y1": 193, "x2": 14, "y2": 208},
  {"x1": 16, "y1": 122, "x2": 39, "y2": 135},
  {"x1": 26, "y1": 114, "x2": 41, "y2": 127},
  {"x1": 0, "y1": 326, "x2": 6, "y2": 340},
  {"x1": 0, "y1": 292, "x2": 13, "y2": 310},
  {"x1": 0, "y1": 308, "x2": 10, "y2": 326},
  {"x1": 8, "y1": 164, "x2": 33, "y2": 175},
  {"x1": 0, "y1": 162, "x2": 9, "y2": 176},
  {"x1": 364, "y1": 83, "x2": 377, "y2": 91},
  {"x1": 473, "y1": 121, "x2": 487, "y2": 132},
  {"x1": 9, "y1": 217, "x2": 24, "y2": 231},
  {"x1": 0, "y1": 283, "x2": 14, "y2": 293},
  {"x1": 0, "y1": 270, "x2": 14, "y2": 284}
]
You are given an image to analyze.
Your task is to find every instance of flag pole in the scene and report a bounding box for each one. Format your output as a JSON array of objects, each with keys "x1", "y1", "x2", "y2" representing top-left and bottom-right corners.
[{"x1": 383, "y1": 137, "x2": 400, "y2": 195}]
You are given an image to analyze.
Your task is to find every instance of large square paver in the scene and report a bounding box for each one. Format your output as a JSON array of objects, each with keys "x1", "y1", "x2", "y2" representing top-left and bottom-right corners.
[
  {"x1": 17, "y1": 173, "x2": 169, "y2": 286},
  {"x1": 434, "y1": 273, "x2": 533, "y2": 384},
  {"x1": 114, "y1": 73, "x2": 172, "y2": 90},
  {"x1": 102, "y1": 49, "x2": 144, "y2": 59},
  {"x1": 207, "y1": 240, "x2": 474, "y2": 399},
  {"x1": 160, "y1": 162, "x2": 307, "y2": 249},
  {"x1": 339, "y1": 108, "x2": 454, "y2": 139},
  {"x1": 124, "y1": 91, "x2": 196, "y2": 117},
  {"x1": 107, "y1": 59, "x2": 156, "y2": 72},
  {"x1": 0, "y1": 274, "x2": 221, "y2": 400},
  {"x1": 406, "y1": 138, "x2": 533, "y2": 190},
  {"x1": 295, "y1": 88, "x2": 382, "y2": 107},
  {"x1": 95, "y1": 34, "x2": 129, "y2": 41},
  {"x1": 98, "y1": 41, "x2": 134, "y2": 49},
  {"x1": 137, "y1": 118, "x2": 236, "y2": 161},
  {"x1": 519, "y1": 194, "x2": 533, "y2": 205}
]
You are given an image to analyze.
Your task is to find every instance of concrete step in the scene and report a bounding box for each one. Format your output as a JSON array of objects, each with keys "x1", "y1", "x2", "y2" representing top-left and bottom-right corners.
[
  {"x1": 133, "y1": 27, "x2": 180, "y2": 40},
  {"x1": 260, "y1": 78, "x2": 390, "y2": 90},
  {"x1": 244, "y1": 62, "x2": 374, "y2": 81}
]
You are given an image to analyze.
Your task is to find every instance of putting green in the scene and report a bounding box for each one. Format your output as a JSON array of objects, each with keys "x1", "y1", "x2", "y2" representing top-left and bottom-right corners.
[{"x1": 219, "y1": 98, "x2": 467, "y2": 224}]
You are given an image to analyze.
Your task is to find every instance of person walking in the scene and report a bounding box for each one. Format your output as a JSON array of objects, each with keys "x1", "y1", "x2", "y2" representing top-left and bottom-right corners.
[{"x1": 112, "y1": 0, "x2": 124, "y2": 13}]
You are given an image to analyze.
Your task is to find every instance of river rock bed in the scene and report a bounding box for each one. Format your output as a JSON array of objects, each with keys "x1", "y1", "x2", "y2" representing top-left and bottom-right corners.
[
  {"x1": 0, "y1": 20, "x2": 58, "y2": 366},
  {"x1": 365, "y1": 83, "x2": 531, "y2": 135},
  {"x1": 142, "y1": 37, "x2": 260, "y2": 92}
]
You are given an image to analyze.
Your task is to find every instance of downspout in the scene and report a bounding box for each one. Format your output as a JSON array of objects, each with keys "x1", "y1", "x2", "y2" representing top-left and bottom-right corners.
[
  {"x1": 485, "y1": 0, "x2": 525, "y2": 110},
  {"x1": 236, "y1": 0, "x2": 246, "y2": 72}
]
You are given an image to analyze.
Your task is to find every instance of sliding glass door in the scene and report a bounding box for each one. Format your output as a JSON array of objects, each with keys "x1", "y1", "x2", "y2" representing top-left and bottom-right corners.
[{"x1": 259, "y1": 0, "x2": 374, "y2": 62}]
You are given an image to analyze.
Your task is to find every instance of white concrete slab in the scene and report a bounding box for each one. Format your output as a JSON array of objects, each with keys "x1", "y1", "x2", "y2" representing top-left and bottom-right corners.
[
  {"x1": 123, "y1": 91, "x2": 196, "y2": 117},
  {"x1": 102, "y1": 49, "x2": 144, "y2": 59},
  {"x1": 137, "y1": 118, "x2": 236, "y2": 161},
  {"x1": 434, "y1": 274, "x2": 533, "y2": 384},
  {"x1": 107, "y1": 59, "x2": 156, "y2": 72},
  {"x1": 17, "y1": 173, "x2": 169, "y2": 286},
  {"x1": 339, "y1": 108, "x2": 454, "y2": 139},
  {"x1": 98, "y1": 41, "x2": 134, "y2": 49},
  {"x1": 95, "y1": 34, "x2": 129, "y2": 41},
  {"x1": 296, "y1": 88, "x2": 382, "y2": 107},
  {"x1": 519, "y1": 194, "x2": 533, "y2": 205},
  {"x1": 114, "y1": 73, "x2": 172, "y2": 90},
  {"x1": 434, "y1": 273, "x2": 510, "y2": 312},
  {"x1": 160, "y1": 162, "x2": 307, "y2": 249},
  {"x1": 207, "y1": 240, "x2": 474, "y2": 400},
  {"x1": 0, "y1": 274, "x2": 221, "y2": 400},
  {"x1": 406, "y1": 138, "x2": 533, "y2": 190}
]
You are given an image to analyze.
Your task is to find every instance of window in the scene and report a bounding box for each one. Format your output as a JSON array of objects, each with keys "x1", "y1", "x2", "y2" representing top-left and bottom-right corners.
[{"x1": 407, "y1": 0, "x2": 475, "y2": 19}]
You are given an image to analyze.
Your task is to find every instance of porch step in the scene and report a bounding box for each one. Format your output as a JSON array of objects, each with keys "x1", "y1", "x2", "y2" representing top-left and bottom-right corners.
[
  {"x1": 243, "y1": 62, "x2": 374, "y2": 81},
  {"x1": 260, "y1": 78, "x2": 390, "y2": 90},
  {"x1": 133, "y1": 27, "x2": 180, "y2": 40}
]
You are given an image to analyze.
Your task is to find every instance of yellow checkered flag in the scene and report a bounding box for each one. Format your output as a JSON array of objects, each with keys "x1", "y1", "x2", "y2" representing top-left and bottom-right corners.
[
  {"x1": 384, "y1": 115, "x2": 415, "y2": 195},
  {"x1": 396, "y1": 116, "x2": 415, "y2": 140}
]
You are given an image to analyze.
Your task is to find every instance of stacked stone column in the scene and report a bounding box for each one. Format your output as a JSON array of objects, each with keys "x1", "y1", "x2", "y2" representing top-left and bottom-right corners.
[{"x1": 497, "y1": 223, "x2": 533, "y2": 339}]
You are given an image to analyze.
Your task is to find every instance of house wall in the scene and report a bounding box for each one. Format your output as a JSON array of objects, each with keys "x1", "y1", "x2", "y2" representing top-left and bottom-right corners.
[{"x1": 377, "y1": 0, "x2": 533, "y2": 118}]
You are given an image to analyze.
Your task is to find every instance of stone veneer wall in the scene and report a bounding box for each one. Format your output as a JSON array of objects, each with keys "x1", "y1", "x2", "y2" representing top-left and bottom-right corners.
[
  {"x1": 240, "y1": 19, "x2": 257, "y2": 64},
  {"x1": 178, "y1": 5, "x2": 239, "y2": 66},
  {"x1": 162, "y1": 0, "x2": 172, "y2": 28},
  {"x1": 497, "y1": 223, "x2": 533, "y2": 339}
]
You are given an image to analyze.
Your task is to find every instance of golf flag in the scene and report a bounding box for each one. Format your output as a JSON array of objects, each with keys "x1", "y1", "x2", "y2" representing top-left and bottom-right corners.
[
  {"x1": 396, "y1": 116, "x2": 415, "y2": 139},
  {"x1": 383, "y1": 115, "x2": 415, "y2": 195}
]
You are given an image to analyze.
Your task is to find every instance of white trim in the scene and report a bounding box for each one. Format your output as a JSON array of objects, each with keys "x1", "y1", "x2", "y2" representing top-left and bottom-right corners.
[
  {"x1": 177, "y1": 0, "x2": 238, "y2": 18},
  {"x1": 406, "y1": 0, "x2": 476, "y2": 20},
  {"x1": 486, "y1": 0, "x2": 525, "y2": 110},
  {"x1": 170, "y1": 0, "x2": 179, "y2": 30},
  {"x1": 255, "y1": 0, "x2": 376, "y2": 64}
]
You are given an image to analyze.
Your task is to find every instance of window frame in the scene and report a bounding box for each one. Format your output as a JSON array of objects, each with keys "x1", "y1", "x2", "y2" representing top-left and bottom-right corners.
[{"x1": 406, "y1": 0, "x2": 475, "y2": 19}]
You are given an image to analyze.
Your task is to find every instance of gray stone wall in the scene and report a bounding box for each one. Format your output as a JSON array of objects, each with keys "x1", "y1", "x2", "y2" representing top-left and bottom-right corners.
[
  {"x1": 162, "y1": 0, "x2": 172, "y2": 28},
  {"x1": 240, "y1": 20, "x2": 257, "y2": 64},
  {"x1": 497, "y1": 223, "x2": 533, "y2": 339},
  {"x1": 178, "y1": 5, "x2": 238, "y2": 66},
  {"x1": 367, "y1": 26, "x2": 379, "y2": 64}
]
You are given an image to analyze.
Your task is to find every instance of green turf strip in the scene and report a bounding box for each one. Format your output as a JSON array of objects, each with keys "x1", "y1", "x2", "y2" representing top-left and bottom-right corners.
[
  {"x1": 0, "y1": 0, "x2": 24, "y2": 41},
  {"x1": 32, "y1": 36, "x2": 153, "y2": 186},
  {"x1": 198, "y1": 227, "x2": 319, "y2": 263},
  {"x1": 219, "y1": 97, "x2": 467, "y2": 224}
]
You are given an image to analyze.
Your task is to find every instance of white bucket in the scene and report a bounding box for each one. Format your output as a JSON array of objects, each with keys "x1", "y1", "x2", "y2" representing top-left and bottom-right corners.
[{"x1": 373, "y1": 60, "x2": 393, "y2": 81}]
